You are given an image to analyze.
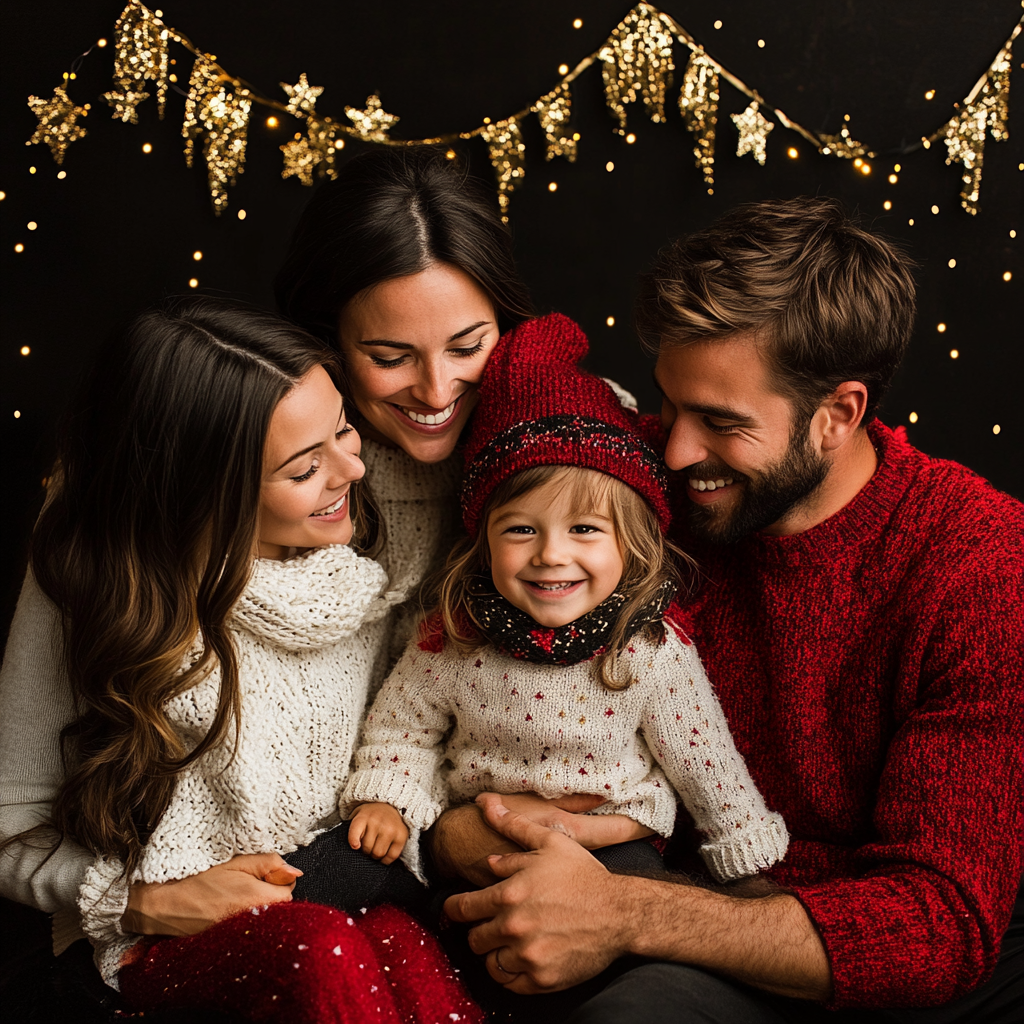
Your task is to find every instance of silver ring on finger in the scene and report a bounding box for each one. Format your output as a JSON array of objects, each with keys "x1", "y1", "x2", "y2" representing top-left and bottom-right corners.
[{"x1": 493, "y1": 947, "x2": 517, "y2": 977}]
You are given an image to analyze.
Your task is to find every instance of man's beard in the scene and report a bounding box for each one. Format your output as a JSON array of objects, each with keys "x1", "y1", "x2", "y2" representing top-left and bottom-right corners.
[{"x1": 685, "y1": 429, "x2": 829, "y2": 545}]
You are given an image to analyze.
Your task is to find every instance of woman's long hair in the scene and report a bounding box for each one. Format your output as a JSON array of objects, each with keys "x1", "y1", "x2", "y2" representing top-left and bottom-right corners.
[
  {"x1": 429, "y1": 466, "x2": 693, "y2": 691},
  {"x1": 274, "y1": 146, "x2": 534, "y2": 346},
  {"x1": 26, "y1": 297, "x2": 373, "y2": 875}
]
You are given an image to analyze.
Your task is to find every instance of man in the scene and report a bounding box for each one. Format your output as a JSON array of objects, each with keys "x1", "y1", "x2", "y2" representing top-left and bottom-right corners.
[{"x1": 436, "y1": 197, "x2": 1024, "y2": 1022}]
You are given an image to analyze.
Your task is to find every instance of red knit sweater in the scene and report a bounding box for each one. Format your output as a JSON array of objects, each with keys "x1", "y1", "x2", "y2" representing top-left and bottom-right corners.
[{"x1": 671, "y1": 421, "x2": 1024, "y2": 1009}]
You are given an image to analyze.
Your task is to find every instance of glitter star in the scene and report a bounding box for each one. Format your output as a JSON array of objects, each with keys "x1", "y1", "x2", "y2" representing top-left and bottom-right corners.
[
  {"x1": 344, "y1": 94, "x2": 400, "y2": 141},
  {"x1": 26, "y1": 86, "x2": 89, "y2": 164},
  {"x1": 103, "y1": 86, "x2": 151, "y2": 124},
  {"x1": 280, "y1": 73, "x2": 324, "y2": 117},
  {"x1": 730, "y1": 101, "x2": 774, "y2": 165},
  {"x1": 280, "y1": 133, "x2": 321, "y2": 186}
]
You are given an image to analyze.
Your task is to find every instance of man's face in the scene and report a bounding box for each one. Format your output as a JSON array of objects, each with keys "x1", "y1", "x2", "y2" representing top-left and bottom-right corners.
[{"x1": 655, "y1": 334, "x2": 829, "y2": 544}]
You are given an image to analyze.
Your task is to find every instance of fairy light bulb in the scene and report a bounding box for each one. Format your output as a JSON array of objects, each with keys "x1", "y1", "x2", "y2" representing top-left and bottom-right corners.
[{"x1": 908, "y1": 412, "x2": 919, "y2": 423}]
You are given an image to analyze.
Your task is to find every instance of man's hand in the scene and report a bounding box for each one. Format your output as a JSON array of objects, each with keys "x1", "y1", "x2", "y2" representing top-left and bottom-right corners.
[
  {"x1": 445, "y1": 797, "x2": 833, "y2": 1001},
  {"x1": 348, "y1": 802, "x2": 409, "y2": 865},
  {"x1": 124, "y1": 853, "x2": 302, "y2": 937},
  {"x1": 444, "y1": 799, "x2": 629, "y2": 993}
]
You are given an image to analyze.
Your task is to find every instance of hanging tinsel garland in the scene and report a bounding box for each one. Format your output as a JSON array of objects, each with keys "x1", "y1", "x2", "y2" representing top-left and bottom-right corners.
[{"x1": 25, "y1": 1, "x2": 1021, "y2": 217}]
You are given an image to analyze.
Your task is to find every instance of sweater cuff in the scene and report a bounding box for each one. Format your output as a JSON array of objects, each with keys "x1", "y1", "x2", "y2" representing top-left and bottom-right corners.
[
  {"x1": 399, "y1": 827, "x2": 430, "y2": 886},
  {"x1": 341, "y1": 771, "x2": 445, "y2": 833},
  {"x1": 78, "y1": 857, "x2": 141, "y2": 988},
  {"x1": 699, "y1": 812, "x2": 790, "y2": 882}
]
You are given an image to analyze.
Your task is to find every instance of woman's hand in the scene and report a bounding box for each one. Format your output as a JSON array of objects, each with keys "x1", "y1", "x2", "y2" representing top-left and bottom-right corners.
[
  {"x1": 122, "y1": 853, "x2": 302, "y2": 937},
  {"x1": 477, "y1": 792, "x2": 655, "y2": 849},
  {"x1": 348, "y1": 803, "x2": 409, "y2": 865}
]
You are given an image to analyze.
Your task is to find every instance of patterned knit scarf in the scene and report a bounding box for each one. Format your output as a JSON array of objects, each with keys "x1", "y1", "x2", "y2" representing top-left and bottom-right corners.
[{"x1": 467, "y1": 578, "x2": 675, "y2": 665}]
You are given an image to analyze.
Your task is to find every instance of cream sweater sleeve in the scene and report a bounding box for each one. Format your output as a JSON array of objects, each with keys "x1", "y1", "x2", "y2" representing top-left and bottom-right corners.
[
  {"x1": 641, "y1": 636, "x2": 789, "y2": 882},
  {"x1": 341, "y1": 641, "x2": 454, "y2": 831},
  {"x1": 0, "y1": 570, "x2": 93, "y2": 913}
]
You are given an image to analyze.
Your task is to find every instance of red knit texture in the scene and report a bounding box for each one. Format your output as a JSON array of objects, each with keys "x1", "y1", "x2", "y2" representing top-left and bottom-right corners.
[
  {"x1": 672, "y1": 421, "x2": 1024, "y2": 1008},
  {"x1": 118, "y1": 901, "x2": 483, "y2": 1023},
  {"x1": 461, "y1": 313, "x2": 670, "y2": 536}
]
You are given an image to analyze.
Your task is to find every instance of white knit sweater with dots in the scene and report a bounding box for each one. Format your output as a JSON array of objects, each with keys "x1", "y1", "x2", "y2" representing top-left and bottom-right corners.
[{"x1": 343, "y1": 624, "x2": 789, "y2": 882}]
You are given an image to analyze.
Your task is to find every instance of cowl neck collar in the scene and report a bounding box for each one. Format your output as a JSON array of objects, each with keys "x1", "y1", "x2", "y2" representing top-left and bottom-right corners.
[{"x1": 231, "y1": 545, "x2": 392, "y2": 651}]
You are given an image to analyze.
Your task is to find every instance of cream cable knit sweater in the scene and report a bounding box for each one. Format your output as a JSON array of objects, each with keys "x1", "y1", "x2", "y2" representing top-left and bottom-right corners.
[
  {"x1": 343, "y1": 626, "x2": 789, "y2": 883},
  {"x1": 0, "y1": 439, "x2": 462, "y2": 966}
]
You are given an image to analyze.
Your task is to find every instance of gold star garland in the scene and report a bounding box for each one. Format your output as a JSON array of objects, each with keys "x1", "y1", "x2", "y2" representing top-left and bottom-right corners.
[
  {"x1": 535, "y1": 86, "x2": 577, "y2": 162},
  {"x1": 22, "y1": 4, "x2": 1023, "y2": 218},
  {"x1": 679, "y1": 51, "x2": 719, "y2": 186},
  {"x1": 480, "y1": 118, "x2": 526, "y2": 223},
  {"x1": 731, "y1": 101, "x2": 773, "y2": 165},
  {"x1": 345, "y1": 94, "x2": 400, "y2": 141},
  {"x1": 26, "y1": 86, "x2": 89, "y2": 164},
  {"x1": 942, "y1": 41, "x2": 1012, "y2": 214},
  {"x1": 183, "y1": 55, "x2": 252, "y2": 214},
  {"x1": 599, "y1": 2, "x2": 675, "y2": 131},
  {"x1": 103, "y1": 1, "x2": 169, "y2": 123}
]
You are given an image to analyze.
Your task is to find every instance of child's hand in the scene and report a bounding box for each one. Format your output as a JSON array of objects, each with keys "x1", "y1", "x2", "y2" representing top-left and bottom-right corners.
[{"x1": 348, "y1": 803, "x2": 409, "y2": 865}]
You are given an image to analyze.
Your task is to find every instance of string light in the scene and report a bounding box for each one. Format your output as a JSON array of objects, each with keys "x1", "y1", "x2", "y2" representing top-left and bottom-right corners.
[
  {"x1": 1004, "y1": 271, "x2": 1013, "y2": 281},
  {"x1": 606, "y1": 316, "x2": 616, "y2": 326},
  {"x1": 142, "y1": 143, "x2": 152, "y2": 153},
  {"x1": 335, "y1": 139, "x2": 344, "y2": 149},
  {"x1": 29, "y1": 167, "x2": 37, "y2": 174},
  {"x1": 908, "y1": 218, "x2": 915, "y2": 226},
  {"x1": 992, "y1": 425, "x2": 1001, "y2": 435},
  {"x1": 14, "y1": 244, "x2": 24, "y2": 252},
  {"x1": 27, "y1": 221, "x2": 37, "y2": 230},
  {"x1": 548, "y1": 181, "x2": 558, "y2": 191},
  {"x1": 888, "y1": 173, "x2": 898, "y2": 183},
  {"x1": 625, "y1": 133, "x2": 636, "y2": 143},
  {"x1": 860, "y1": 163, "x2": 871, "y2": 174},
  {"x1": 894, "y1": 163, "x2": 902, "y2": 172},
  {"x1": 924, "y1": 89, "x2": 935, "y2": 99},
  {"x1": 948, "y1": 259, "x2": 956, "y2": 268},
  {"x1": 193, "y1": 250, "x2": 203, "y2": 260},
  {"x1": 883, "y1": 200, "x2": 892, "y2": 210},
  {"x1": 0, "y1": 191, "x2": 5, "y2": 200},
  {"x1": 237, "y1": 209, "x2": 247, "y2": 220},
  {"x1": 573, "y1": 18, "x2": 583, "y2": 29},
  {"x1": 950, "y1": 349, "x2": 959, "y2": 359},
  {"x1": 20, "y1": 346, "x2": 31, "y2": 356},
  {"x1": 605, "y1": 161, "x2": 614, "y2": 171},
  {"x1": 757, "y1": 39, "x2": 766, "y2": 48},
  {"x1": 14, "y1": 411, "x2": 21, "y2": 419},
  {"x1": 56, "y1": 171, "x2": 66, "y2": 179},
  {"x1": 558, "y1": 64, "x2": 569, "y2": 75},
  {"x1": 1010, "y1": 230, "x2": 1017, "y2": 238},
  {"x1": 931, "y1": 205, "x2": 939, "y2": 214},
  {"x1": 266, "y1": 116, "x2": 279, "y2": 128},
  {"x1": 937, "y1": 323, "x2": 947, "y2": 332},
  {"x1": 787, "y1": 147, "x2": 798, "y2": 159},
  {"x1": 445, "y1": 149, "x2": 456, "y2": 159},
  {"x1": 714, "y1": 20, "x2": 723, "y2": 29},
  {"x1": 97, "y1": 38, "x2": 108, "y2": 47},
  {"x1": 189, "y1": 277, "x2": 198, "y2": 288},
  {"x1": 908, "y1": 412, "x2": 919, "y2": 423}
]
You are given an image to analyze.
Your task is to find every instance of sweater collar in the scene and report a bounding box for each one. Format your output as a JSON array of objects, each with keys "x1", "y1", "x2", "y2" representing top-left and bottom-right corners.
[
  {"x1": 735, "y1": 421, "x2": 919, "y2": 567},
  {"x1": 231, "y1": 544, "x2": 392, "y2": 651},
  {"x1": 359, "y1": 436, "x2": 463, "y2": 503}
]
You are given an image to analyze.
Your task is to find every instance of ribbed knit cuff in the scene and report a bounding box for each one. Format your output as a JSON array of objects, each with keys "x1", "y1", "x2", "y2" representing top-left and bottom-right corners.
[
  {"x1": 78, "y1": 857, "x2": 140, "y2": 988},
  {"x1": 699, "y1": 813, "x2": 790, "y2": 882},
  {"x1": 399, "y1": 827, "x2": 430, "y2": 886},
  {"x1": 341, "y1": 771, "x2": 445, "y2": 833}
]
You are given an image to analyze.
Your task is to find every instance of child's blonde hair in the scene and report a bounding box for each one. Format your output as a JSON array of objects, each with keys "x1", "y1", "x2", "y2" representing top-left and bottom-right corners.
[{"x1": 429, "y1": 465, "x2": 694, "y2": 691}]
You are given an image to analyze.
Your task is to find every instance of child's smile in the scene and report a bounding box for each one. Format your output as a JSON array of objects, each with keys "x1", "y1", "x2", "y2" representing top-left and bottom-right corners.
[{"x1": 485, "y1": 470, "x2": 624, "y2": 628}]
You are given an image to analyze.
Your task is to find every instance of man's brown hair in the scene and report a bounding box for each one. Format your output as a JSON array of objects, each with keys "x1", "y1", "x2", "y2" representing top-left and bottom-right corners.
[{"x1": 635, "y1": 196, "x2": 917, "y2": 421}]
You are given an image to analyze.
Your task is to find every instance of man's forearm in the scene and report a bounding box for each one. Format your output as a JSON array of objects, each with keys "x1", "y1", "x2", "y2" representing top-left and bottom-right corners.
[{"x1": 616, "y1": 874, "x2": 832, "y2": 1000}]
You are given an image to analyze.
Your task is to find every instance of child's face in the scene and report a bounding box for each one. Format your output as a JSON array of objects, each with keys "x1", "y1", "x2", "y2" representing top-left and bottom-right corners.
[
  {"x1": 486, "y1": 471, "x2": 625, "y2": 628},
  {"x1": 259, "y1": 365, "x2": 365, "y2": 559}
]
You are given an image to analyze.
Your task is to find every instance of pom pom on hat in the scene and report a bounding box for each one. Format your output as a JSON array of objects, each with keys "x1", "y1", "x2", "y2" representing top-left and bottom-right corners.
[{"x1": 461, "y1": 313, "x2": 670, "y2": 536}]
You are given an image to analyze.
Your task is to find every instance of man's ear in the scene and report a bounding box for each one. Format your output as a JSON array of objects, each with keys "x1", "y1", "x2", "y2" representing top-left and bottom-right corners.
[{"x1": 814, "y1": 382, "x2": 869, "y2": 452}]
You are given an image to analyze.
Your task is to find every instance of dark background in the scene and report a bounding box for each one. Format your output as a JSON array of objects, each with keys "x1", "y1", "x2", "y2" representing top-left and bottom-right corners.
[{"x1": 2, "y1": 1, "x2": 1022, "y2": 638}]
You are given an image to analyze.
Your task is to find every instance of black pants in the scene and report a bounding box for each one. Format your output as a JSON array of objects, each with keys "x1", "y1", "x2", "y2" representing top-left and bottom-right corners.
[{"x1": 566, "y1": 880, "x2": 1024, "y2": 1024}]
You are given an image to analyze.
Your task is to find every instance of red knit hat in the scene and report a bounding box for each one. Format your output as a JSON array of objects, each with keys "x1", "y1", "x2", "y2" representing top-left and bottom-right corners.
[{"x1": 461, "y1": 313, "x2": 670, "y2": 537}]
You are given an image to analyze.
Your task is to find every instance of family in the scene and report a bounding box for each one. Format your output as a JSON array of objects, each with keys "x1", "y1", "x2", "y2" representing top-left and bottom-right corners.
[{"x1": 1, "y1": 148, "x2": 1021, "y2": 1024}]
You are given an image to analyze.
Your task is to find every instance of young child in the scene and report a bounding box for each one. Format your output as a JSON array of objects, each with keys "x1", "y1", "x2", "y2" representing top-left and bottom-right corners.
[{"x1": 343, "y1": 313, "x2": 788, "y2": 884}]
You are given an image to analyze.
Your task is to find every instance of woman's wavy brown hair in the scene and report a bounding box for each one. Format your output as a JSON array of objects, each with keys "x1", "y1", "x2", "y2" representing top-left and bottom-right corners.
[
  {"x1": 19, "y1": 296, "x2": 378, "y2": 876},
  {"x1": 428, "y1": 465, "x2": 692, "y2": 691}
]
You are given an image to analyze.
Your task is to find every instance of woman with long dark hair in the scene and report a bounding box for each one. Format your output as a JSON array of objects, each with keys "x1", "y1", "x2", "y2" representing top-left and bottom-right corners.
[{"x1": 0, "y1": 297, "x2": 479, "y2": 1022}]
